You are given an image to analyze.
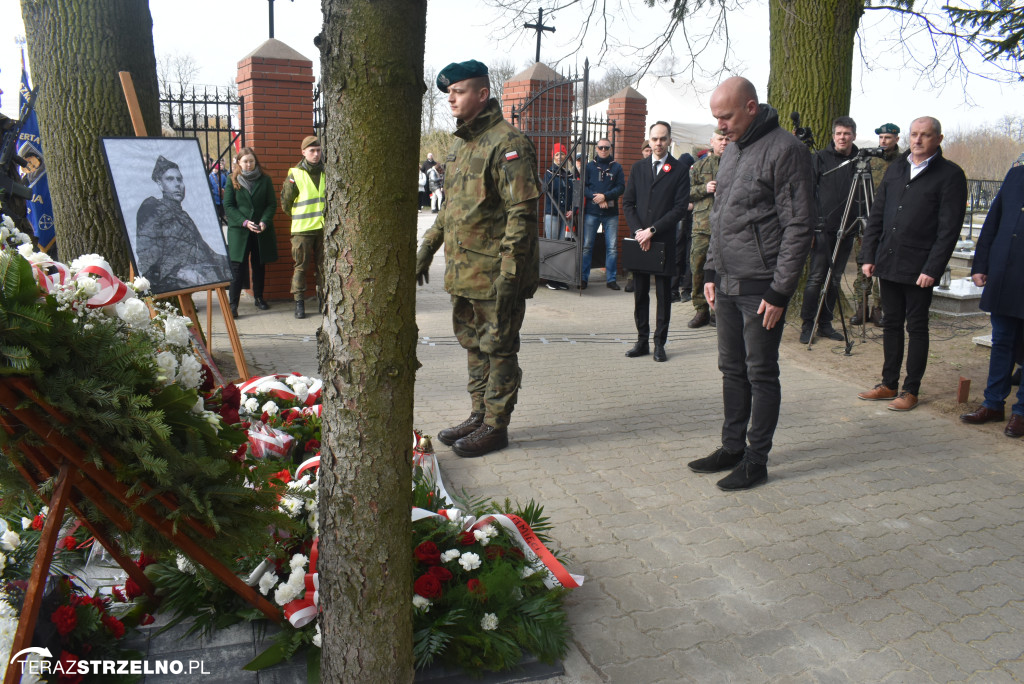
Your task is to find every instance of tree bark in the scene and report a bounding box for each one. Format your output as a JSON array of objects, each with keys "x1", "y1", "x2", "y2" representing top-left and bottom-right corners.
[
  {"x1": 767, "y1": 0, "x2": 865, "y2": 149},
  {"x1": 316, "y1": 1, "x2": 425, "y2": 681},
  {"x1": 20, "y1": 0, "x2": 162, "y2": 273}
]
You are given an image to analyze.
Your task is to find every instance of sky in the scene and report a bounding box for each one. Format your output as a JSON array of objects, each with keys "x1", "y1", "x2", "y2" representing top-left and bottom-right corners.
[{"x1": 2, "y1": 0, "x2": 1022, "y2": 143}]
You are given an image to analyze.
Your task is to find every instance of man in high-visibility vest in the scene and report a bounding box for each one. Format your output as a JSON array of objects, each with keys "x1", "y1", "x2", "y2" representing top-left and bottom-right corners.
[{"x1": 281, "y1": 135, "x2": 325, "y2": 319}]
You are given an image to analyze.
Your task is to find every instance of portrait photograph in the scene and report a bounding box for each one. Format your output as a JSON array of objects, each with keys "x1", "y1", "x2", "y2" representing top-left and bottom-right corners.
[{"x1": 101, "y1": 137, "x2": 233, "y2": 296}]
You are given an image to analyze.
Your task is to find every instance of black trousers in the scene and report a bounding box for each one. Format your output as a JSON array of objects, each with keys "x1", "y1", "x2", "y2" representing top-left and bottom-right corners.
[
  {"x1": 800, "y1": 229, "x2": 856, "y2": 325},
  {"x1": 633, "y1": 272, "x2": 673, "y2": 346},
  {"x1": 670, "y1": 218, "x2": 692, "y2": 293},
  {"x1": 229, "y1": 231, "x2": 266, "y2": 306},
  {"x1": 879, "y1": 279, "x2": 934, "y2": 395}
]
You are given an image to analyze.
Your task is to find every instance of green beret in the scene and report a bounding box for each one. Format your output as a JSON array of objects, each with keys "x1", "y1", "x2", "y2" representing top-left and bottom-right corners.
[
  {"x1": 436, "y1": 60, "x2": 489, "y2": 93},
  {"x1": 874, "y1": 123, "x2": 900, "y2": 135}
]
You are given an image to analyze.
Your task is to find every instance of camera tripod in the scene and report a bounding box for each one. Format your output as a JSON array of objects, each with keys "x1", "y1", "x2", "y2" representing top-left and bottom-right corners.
[{"x1": 806, "y1": 153, "x2": 875, "y2": 353}]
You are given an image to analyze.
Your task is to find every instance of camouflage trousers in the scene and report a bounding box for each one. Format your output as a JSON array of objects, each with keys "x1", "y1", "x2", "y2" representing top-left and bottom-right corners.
[
  {"x1": 290, "y1": 231, "x2": 323, "y2": 300},
  {"x1": 852, "y1": 234, "x2": 880, "y2": 308},
  {"x1": 452, "y1": 295, "x2": 526, "y2": 429},
  {"x1": 690, "y1": 232, "x2": 711, "y2": 313}
]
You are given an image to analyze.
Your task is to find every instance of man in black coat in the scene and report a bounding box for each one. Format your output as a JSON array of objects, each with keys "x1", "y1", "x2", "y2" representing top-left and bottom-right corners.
[
  {"x1": 858, "y1": 116, "x2": 967, "y2": 411},
  {"x1": 622, "y1": 121, "x2": 690, "y2": 362},
  {"x1": 960, "y1": 165, "x2": 1024, "y2": 437}
]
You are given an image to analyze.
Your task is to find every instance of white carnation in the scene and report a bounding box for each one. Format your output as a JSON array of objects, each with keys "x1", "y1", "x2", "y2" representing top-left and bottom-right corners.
[
  {"x1": 312, "y1": 623, "x2": 322, "y2": 648},
  {"x1": 192, "y1": 396, "x2": 205, "y2": 414},
  {"x1": 258, "y1": 571, "x2": 279, "y2": 596},
  {"x1": 0, "y1": 530, "x2": 20, "y2": 551},
  {"x1": 163, "y1": 316, "x2": 190, "y2": 347},
  {"x1": 458, "y1": 552, "x2": 481, "y2": 571},
  {"x1": 274, "y1": 581, "x2": 299, "y2": 606},
  {"x1": 261, "y1": 400, "x2": 279, "y2": 416},
  {"x1": 20, "y1": 517, "x2": 32, "y2": 531},
  {"x1": 155, "y1": 351, "x2": 178, "y2": 381},
  {"x1": 132, "y1": 276, "x2": 151, "y2": 293},
  {"x1": 176, "y1": 354, "x2": 202, "y2": 389},
  {"x1": 290, "y1": 554, "x2": 308, "y2": 571},
  {"x1": 480, "y1": 613, "x2": 499, "y2": 631},
  {"x1": 244, "y1": 397, "x2": 260, "y2": 413},
  {"x1": 116, "y1": 297, "x2": 150, "y2": 328},
  {"x1": 440, "y1": 549, "x2": 461, "y2": 563},
  {"x1": 70, "y1": 253, "x2": 109, "y2": 271},
  {"x1": 412, "y1": 594, "x2": 431, "y2": 611},
  {"x1": 77, "y1": 277, "x2": 99, "y2": 298}
]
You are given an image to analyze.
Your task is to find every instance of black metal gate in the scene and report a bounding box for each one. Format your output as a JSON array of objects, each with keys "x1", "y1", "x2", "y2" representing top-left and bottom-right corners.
[
  {"x1": 159, "y1": 85, "x2": 245, "y2": 174},
  {"x1": 509, "y1": 60, "x2": 616, "y2": 287}
]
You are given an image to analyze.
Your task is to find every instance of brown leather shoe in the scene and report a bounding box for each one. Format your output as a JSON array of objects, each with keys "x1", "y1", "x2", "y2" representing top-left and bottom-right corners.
[
  {"x1": 858, "y1": 384, "x2": 897, "y2": 401},
  {"x1": 1006, "y1": 414, "x2": 1024, "y2": 438},
  {"x1": 960, "y1": 405, "x2": 1005, "y2": 424},
  {"x1": 888, "y1": 392, "x2": 919, "y2": 411},
  {"x1": 438, "y1": 412, "x2": 484, "y2": 446},
  {"x1": 687, "y1": 310, "x2": 710, "y2": 328},
  {"x1": 452, "y1": 424, "x2": 509, "y2": 457}
]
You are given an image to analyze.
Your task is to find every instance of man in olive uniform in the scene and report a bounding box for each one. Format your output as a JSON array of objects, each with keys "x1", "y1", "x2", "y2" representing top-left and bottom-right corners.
[
  {"x1": 415, "y1": 60, "x2": 540, "y2": 458},
  {"x1": 852, "y1": 123, "x2": 901, "y2": 326},
  {"x1": 687, "y1": 129, "x2": 728, "y2": 328},
  {"x1": 281, "y1": 136, "x2": 324, "y2": 319}
]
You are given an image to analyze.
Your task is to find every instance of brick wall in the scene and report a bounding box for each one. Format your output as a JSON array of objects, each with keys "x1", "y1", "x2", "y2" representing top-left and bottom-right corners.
[
  {"x1": 607, "y1": 87, "x2": 649, "y2": 270},
  {"x1": 236, "y1": 39, "x2": 315, "y2": 301}
]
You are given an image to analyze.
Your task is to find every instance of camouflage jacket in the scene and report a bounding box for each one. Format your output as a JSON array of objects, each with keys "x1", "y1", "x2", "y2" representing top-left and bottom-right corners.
[
  {"x1": 869, "y1": 146, "x2": 902, "y2": 191},
  {"x1": 688, "y1": 153, "x2": 720, "y2": 236},
  {"x1": 421, "y1": 99, "x2": 540, "y2": 300}
]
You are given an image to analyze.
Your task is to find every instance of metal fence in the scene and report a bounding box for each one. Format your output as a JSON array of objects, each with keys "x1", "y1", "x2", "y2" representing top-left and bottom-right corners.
[
  {"x1": 313, "y1": 81, "x2": 325, "y2": 142},
  {"x1": 159, "y1": 84, "x2": 244, "y2": 174},
  {"x1": 964, "y1": 178, "x2": 1003, "y2": 240}
]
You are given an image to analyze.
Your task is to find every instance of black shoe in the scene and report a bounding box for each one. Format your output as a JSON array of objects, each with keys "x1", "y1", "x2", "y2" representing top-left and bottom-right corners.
[
  {"x1": 546, "y1": 282, "x2": 559, "y2": 290},
  {"x1": 653, "y1": 345, "x2": 667, "y2": 362},
  {"x1": 709, "y1": 314, "x2": 716, "y2": 328},
  {"x1": 295, "y1": 300, "x2": 306, "y2": 319},
  {"x1": 670, "y1": 291, "x2": 682, "y2": 303},
  {"x1": 556, "y1": 282, "x2": 570, "y2": 290},
  {"x1": 624, "y1": 280, "x2": 635, "y2": 293},
  {"x1": 254, "y1": 297, "x2": 270, "y2": 310},
  {"x1": 688, "y1": 446, "x2": 744, "y2": 473},
  {"x1": 606, "y1": 281, "x2": 621, "y2": 291},
  {"x1": 818, "y1": 326, "x2": 844, "y2": 341},
  {"x1": 580, "y1": 282, "x2": 588, "y2": 290},
  {"x1": 625, "y1": 341, "x2": 649, "y2": 358},
  {"x1": 452, "y1": 424, "x2": 509, "y2": 458},
  {"x1": 230, "y1": 304, "x2": 239, "y2": 319},
  {"x1": 438, "y1": 412, "x2": 484, "y2": 446},
  {"x1": 717, "y1": 458, "x2": 768, "y2": 490},
  {"x1": 799, "y1": 324, "x2": 813, "y2": 344}
]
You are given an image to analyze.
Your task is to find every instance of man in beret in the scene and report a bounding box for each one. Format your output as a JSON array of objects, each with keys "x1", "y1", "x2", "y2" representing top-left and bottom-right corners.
[
  {"x1": 852, "y1": 122, "x2": 902, "y2": 326},
  {"x1": 416, "y1": 60, "x2": 540, "y2": 458},
  {"x1": 136, "y1": 155, "x2": 232, "y2": 294},
  {"x1": 281, "y1": 135, "x2": 325, "y2": 319}
]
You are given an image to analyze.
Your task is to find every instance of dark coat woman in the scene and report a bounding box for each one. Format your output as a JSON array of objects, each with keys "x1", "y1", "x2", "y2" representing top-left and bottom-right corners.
[{"x1": 224, "y1": 147, "x2": 278, "y2": 317}]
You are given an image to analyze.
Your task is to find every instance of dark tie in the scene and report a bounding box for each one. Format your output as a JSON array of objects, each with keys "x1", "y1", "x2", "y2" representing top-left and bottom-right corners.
[{"x1": 653, "y1": 160, "x2": 661, "y2": 175}]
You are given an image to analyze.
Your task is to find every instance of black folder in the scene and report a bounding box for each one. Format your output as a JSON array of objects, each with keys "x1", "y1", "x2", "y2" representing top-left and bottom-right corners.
[{"x1": 620, "y1": 238, "x2": 666, "y2": 273}]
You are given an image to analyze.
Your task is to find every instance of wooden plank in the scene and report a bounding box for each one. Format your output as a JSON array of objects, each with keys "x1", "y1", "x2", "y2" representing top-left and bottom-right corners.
[{"x1": 217, "y1": 286, "x2": 250, "y2": 381}]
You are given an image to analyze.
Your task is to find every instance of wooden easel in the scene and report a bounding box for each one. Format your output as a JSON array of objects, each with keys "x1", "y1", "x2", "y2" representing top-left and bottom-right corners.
[
  {"x1": 0, "y1": 377, "x2": 281, "y2": 684},
  {"x1": 118, "y1": 71, "x2": 249, "y2": 381}
]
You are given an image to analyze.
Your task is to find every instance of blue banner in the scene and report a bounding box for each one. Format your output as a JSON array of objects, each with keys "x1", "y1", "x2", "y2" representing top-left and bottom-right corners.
[{"x1": 19, "y1": 52, "x2": 56, "y2": 254}]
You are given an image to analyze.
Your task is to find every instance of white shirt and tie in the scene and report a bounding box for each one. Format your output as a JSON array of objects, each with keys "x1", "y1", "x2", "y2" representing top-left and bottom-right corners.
[{"x1": 652, "y1": 154, "x2": 667, "y2": 176}]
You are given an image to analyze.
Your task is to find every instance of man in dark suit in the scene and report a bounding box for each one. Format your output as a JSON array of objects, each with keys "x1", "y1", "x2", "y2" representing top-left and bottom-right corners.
[
  {"x1": 622, "y1": 121, "x2": 691, "y2": 362},
  {"x1": 858, "y1": 116, "x2": 967, "y2": 411}
]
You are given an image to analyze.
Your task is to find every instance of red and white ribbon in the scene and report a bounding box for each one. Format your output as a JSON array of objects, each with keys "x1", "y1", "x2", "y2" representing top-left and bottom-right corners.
[
  {"x1": 283, "y1": 538, "x2": 319, "y2": 628},
  {"x1": 30, "y1": 259, "x2": 70, "y2": 294},
  {"x1": 238, "y1": 374, "x2": 322, "y2": 406},
  {"x1": 76, "y1": 263, "x2": 130, "y2": 307},
  {"x1": 280, "y1": 405, "x2": 322, "y2": 422},
  {"x1": 247, "y1": 423, "x2": 295, "y2": 459}
]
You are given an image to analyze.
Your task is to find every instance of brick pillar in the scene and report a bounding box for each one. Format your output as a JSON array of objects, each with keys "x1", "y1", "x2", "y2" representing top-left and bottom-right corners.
[
  {"x1": 502, "y1": 63, "x2": 574, "y2": 238},
  {"x1": 607, "y1": 86, "x2": 648, "y2": 280},
  {"x1": 236, "y1": 39, "x2": 315, "y2": 302}
]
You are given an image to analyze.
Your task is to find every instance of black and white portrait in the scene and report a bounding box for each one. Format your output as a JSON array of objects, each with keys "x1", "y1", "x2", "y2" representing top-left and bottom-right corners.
[{"x1": 102, "y1": 137, "x2": 233, "y2": 295}]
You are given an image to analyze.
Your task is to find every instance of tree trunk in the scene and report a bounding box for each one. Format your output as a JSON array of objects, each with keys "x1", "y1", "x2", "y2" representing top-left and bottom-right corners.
[
  {"x1": 20, "y1": 0, "x2": 162, "y2": 273},
  {"x1": 316, "y1": 1, "x2": 425, "y2": 681},
  {"x1": 767, "y1": 0, "x2": 865, "y2": 149}
]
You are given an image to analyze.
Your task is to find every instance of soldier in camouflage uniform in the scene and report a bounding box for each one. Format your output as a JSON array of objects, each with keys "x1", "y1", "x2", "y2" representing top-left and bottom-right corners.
[
  {"x1": 687, "y1": 129, "x2": 728, "y2": 328},
  {"x1": 415, "y1": 60, "x2": 540, "y2": 458},
  {"x1": 852, "y1": 123, "x2": 902, "y2": 326}
]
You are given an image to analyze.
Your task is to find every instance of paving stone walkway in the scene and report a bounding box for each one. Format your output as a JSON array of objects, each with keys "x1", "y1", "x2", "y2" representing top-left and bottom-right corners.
[{"x1": 192, "y1": 211, "x2": 1024, "y2": 683}]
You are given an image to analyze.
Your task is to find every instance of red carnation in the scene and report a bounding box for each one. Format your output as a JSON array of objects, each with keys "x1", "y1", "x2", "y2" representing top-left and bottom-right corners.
[
  {"x1": 124, "y1": 578, "x2": 143, "y2": 599},
  {"x1": 260, "y1": 411, "x2": 270, "y2": 423},
  {"x1": 31, "y1": 514, "x2": 44, "y2": 530},
  {"x1": 427, "y1": 566, "x2": 453, "y2": 582},
  {"x1": 467, "y1": 579, "x2": 486, "y2": 597},
  {"x1": 57, "y1": 651, "x2": 83, "y2": 684},
  {"x1": 459, "y1": 531, "x2": 476, "y2": 546},
  {"x1": 270, "y1": 469, "x2": 292, "y2": 486},
  {"x1": 233, "y1": 442, "x2": 248, "y2": 462},
  {"x1": 51, "y1": 605, "x2": 78, "y2": 636},
  {"x1": 413, "y1": 574, "x2": 442, "y2": 599},
  {"x1": 102, "y1": 614, "x2": 125, "y2": 639},
  {"x1": 112, "y1": 587, "x2": 127, "y2": 602},
  {"x1": 140, "y1": 613, "x2": 155, "y2": 626},
  {"x1": 414, "y1": 541, "x2": 441, "y2": 566},
  {"x1": 305, "y1": 439, "x2": 321, "y2": 454},
  {"x1": 61, "y1": 536, "x2": 77, "y2": 551},
  {"x1": 485, "y1": 546, "x2": 505, "y2": 560},
  {"x1": 137, "y1": 553, "x2": 156, "y2": 569}
]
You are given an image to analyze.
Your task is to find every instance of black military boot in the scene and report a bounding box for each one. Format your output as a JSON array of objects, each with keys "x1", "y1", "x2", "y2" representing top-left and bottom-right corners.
[
  {"x1": 438, "y1": 412, "x2": 484, "y2": 446},
  {"x1": 452, "y1": 424, "x2": 509, "y2": 458},
  {"x1": 295, "y1": 300, "x2": 305, "y2": 319}
]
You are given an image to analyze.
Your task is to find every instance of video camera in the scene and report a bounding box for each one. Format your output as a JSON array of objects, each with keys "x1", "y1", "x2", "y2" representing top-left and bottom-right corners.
[
  {"x1": 790, "y1": 112, "x2": 815, "y2": 149},
  {"x1": 856, "y1": 146, "x2": 886, "y2": 159}
]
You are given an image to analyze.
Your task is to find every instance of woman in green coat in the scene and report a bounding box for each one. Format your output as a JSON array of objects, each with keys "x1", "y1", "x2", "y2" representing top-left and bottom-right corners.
[{"x1": 224, "y1": 147, "x2": 278, "y2": 317}]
